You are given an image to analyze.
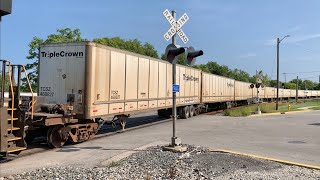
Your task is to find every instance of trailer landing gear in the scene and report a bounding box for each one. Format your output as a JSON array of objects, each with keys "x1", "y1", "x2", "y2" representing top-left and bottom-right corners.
[{"x1": 109, "y1": 115, "x2": 129, "y2": 131}]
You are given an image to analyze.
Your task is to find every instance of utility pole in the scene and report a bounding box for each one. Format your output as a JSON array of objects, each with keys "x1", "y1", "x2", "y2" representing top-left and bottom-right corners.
[
  {"x1": 276, "y1": 35, "x2": 289, "y2": 110},
  {"x1": 296, "y1": 76, "x2": 298, "y2": 103},
  {"x1": 276, "y1": 38, "x2": 280, "y2": 110},
  {"x1": 171, "y1": 10, "x2": 177, "y2": 147},
  {"x1": 284, "y1": 73, "x2": 287, "y2": 89}
]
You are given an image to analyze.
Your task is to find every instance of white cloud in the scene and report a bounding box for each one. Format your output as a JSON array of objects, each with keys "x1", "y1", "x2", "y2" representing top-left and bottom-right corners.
[
  {"x1": 238, "y1": 53, "x2": 257, "y2": 59},
  {"x1": 265, "y1": 33, "x2": 320, "y2": 46},
  {"x1": 287, "y1": 25, "x2": 302, "y2": 32}
]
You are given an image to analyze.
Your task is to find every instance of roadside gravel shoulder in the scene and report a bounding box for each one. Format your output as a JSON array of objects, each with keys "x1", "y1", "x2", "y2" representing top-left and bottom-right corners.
[{"x1": 2, "y1": 145, "x2": 319, "y2": 180}]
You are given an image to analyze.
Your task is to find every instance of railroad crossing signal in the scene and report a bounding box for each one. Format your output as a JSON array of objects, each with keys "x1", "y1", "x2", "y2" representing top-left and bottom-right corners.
[
  {"x1": 165, "y1": 44, "x2": 185, "y2": 64},
  {"x1": 0, "y1": 0, "x2": 12, "y2": 17},
  {"x1": 186, "y1": 46, "x2": 204, "y2": 66},
  {"x1": 256, "y1": 70, "x2": 263, "y2": 84},
  {"x1": 163, "y1": 9, "x2": 189, "y2": 44}
]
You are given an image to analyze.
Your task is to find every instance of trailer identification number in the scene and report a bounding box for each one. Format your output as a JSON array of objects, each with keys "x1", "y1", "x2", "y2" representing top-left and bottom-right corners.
[
  {"x1": 40, "y1": 87, "x2": 54, "y2": 97},
  {"x1": 111, "y1": 90, "x2": 120, "y2": 99}
]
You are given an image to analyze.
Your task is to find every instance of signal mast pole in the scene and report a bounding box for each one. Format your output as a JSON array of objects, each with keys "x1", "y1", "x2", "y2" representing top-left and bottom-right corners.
[
  {"x1": 296, "y1": 76, "x2": 298, "y2": 103},
  {"x1": 171, "y1": 10, "x2": 178, "y2": 147}
]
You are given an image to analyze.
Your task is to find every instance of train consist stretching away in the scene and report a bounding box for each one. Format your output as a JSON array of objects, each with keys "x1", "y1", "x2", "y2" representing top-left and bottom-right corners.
[{"x1": 1, "y1": 42, "x2": 319, "y2": 156}]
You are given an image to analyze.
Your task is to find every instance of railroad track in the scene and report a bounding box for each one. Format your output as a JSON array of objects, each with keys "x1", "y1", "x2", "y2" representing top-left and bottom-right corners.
[{"x1": 0, "y1": 110, "x2": 224, "y2": 163}]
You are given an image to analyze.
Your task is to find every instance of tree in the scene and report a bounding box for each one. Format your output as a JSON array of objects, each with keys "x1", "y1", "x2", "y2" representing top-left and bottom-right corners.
[
  {"x1": 250, "y1": 71, "x2": 270, "y2": 86},
  {"x1": 285, "y1": 82, "x2": 296, "y2": 89},
  {"x1": 230, "y1": 69, "x2": 251, "y2": 82},
  {"x1": 176, "y1": 53, "x2": 186, "y2": 65},
  {"x1": 0, "y1": 74, "x2": 11, "y2": 92},
  {"x1": 290, "y1": 79, "x2": 303, "y2": 89},
  {"x1": 302, "y1": 80, "x2": 315, "y2": 90},
  {"x1": 206, "y1": 61, "x2": 230, "y2": 77},
  {"x1": 93, "y1": 37, "x2": 159, "y2": 58},
  {"x1": 24, "y1": 28, "x2": 86, "y2": 92},
  {"x1": 269, "y1": 80, "x2": 279, "y2": 87},
  {"x1": 192, "y1": 64, "x2": 210, "y2": 73}
]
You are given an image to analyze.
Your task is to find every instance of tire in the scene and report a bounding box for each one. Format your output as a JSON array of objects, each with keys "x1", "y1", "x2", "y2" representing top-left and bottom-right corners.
[
  {"x1": 189, "y1": 106, "x2": 195, "y2": 117},
  {"x1": 180, "y1": 106, "x2": 189, "y2": 119}
]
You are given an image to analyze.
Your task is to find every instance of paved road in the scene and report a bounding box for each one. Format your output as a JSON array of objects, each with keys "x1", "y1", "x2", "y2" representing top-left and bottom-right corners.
[{"x1": 1, "y1": 111, "x2": 319, "y2": 176}]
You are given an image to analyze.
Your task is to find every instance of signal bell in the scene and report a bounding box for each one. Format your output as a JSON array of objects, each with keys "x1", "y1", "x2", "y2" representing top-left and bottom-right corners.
[
  {"x1": 165, "y1": 44, "x2": 185, "y2": 64},
  {"x1": 186, "y1": 46, "x2": 203, "y2": 66}
]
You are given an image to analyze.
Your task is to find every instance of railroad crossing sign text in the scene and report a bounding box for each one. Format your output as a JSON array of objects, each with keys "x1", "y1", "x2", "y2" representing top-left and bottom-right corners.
[{"x1": 163, "y1": 9, "x2": 189, "y2": 44}]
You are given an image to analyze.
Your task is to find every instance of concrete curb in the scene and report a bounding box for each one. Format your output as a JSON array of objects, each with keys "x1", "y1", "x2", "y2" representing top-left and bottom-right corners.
[
  {"x1": 209, "y1": 149, "x2": 320, "y2": 170},
  {"x1": 250, "y1": 109, "x2": 313, "y2": 117},
  {"x1": 99, "y1": 141, "x2": 168, "y2": 167}
]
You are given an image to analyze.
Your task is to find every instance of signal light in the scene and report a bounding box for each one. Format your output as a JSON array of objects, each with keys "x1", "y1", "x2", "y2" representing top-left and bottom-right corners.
[
  {"x1": 165, "y1": 44, "x2": 185, "y2": 64},
  {"x1": 186, "y1": 46, "x2": 203, "y2": 66},
  {"x1": 250, "y1": 84, "x2": 255, "y2": 89},
  {"x1": 0, "y1": 0, "x2": 12, "y2": 17}
]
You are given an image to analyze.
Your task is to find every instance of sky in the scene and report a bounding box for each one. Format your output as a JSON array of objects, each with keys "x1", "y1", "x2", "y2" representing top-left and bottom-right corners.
[{"x1": 1, "y1": 0, "x2": 320, "y2": 82}]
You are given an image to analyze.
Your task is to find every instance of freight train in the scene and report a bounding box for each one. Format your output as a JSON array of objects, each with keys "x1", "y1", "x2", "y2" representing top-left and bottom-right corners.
[{"x1": 0, "y1": 42, "x2": 319, "y2": 156}]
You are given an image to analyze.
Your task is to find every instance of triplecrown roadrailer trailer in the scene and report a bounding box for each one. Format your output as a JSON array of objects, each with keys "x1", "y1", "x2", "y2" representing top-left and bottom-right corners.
[
  {"x1": 26, "y1": 42, "x2": 202, "y2": 148},
  {"x1": 2, "y1": 41, "x2": 320, "y2": 156}
]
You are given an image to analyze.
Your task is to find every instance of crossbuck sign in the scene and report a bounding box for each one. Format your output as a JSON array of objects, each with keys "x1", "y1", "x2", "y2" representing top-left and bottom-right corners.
[{"x1": 163, "y1": 9, "x2": 189, "y2": 44}]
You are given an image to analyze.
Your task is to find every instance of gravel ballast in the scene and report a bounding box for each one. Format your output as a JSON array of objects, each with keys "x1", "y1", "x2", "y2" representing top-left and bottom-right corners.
[{"x1": 2, "y1": 145, "x2": 319, "y2": 180}]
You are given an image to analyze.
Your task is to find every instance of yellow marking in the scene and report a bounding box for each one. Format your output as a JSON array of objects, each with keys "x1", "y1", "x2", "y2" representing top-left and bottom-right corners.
[
  {"x1": 7, "y1": 127, "x2": 20, "y2": 131},
  {"x1": 210, "y1": 149, "x2": 320, "y2": 170},
  {"x1": 7, "y1": 108, "x2": 16, "y2": 110},
  {"x1": 7, "y1": 118, "x2": 18, "y2": 121},
  {"x1": 7, "y1": 137, "x2": 22, "y2": 141},
  {"x1": 286, "y1": 110, "x2": 312, "y2": 114},
  {"x1": 7, "y1": 147, "x2": 26, "y2": 153}
]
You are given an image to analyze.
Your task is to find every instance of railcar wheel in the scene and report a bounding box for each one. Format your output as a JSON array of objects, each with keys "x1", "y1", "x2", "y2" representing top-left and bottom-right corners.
[
  {"x1": 157, "y1": 109, "x2": 166, "y2": 117},
  {"x1": 189, "y1": 106, "x2": 195, "y2": 117},
  {"x1": 47, "y1": 125, "x2": 67, "y2": 148},
  {"x1": 24, "y1": 131, "x2": 35, "y2": 144},
  {"x1": 194, "y1": 106, "x2": 200, "y2": 116},
  {"x1": 180, "y1": 106, "x2": 189, "y2": 119}
]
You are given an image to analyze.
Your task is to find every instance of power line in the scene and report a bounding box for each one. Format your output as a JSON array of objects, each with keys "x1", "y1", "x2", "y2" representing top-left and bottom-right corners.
[
  {"x1": 299, "y1": 76, "x2": 319, "y2": 80},
  {"x1": 293, "y1": 42, "x2": 320, "y2": 55},
  {"x1": 282, "y1": 71, "x2": 320, "y2": 75}
]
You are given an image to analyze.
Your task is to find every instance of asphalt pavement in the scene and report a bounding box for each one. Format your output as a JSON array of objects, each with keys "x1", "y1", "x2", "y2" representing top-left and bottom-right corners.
[{"x1": 1, "y1": 110, "x2": 319, "y2": 176}]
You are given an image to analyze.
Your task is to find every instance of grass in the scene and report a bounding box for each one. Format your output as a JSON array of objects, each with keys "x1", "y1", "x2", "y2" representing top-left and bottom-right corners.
[
  {"x1": 311, "y1": 106, "x2": 320, "y2": 110},
  {"x1": 108, "y1": 161, "x2": 120, "y2": 167},
  {"x1": 224, "y1": 100, "x2": 320, "y2": 117}
]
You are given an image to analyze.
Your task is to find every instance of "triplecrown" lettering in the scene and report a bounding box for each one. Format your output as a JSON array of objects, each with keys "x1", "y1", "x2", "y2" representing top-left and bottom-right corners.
[
  {"x1": 183, "y1": 74, "x2": 199, "y2": 82},
  {"x1": 41, "y1": 51, "x2": 84, "y2": 58}
]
